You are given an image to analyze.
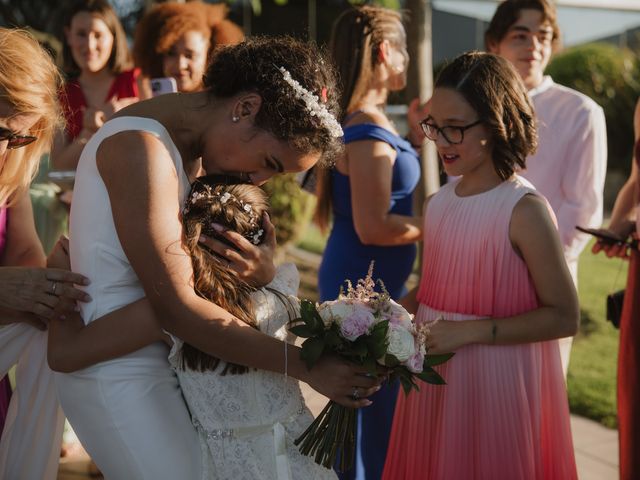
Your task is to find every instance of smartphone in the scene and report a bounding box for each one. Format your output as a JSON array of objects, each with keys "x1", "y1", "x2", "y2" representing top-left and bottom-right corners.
[
  {"x1": 576, "y1": 225, "x2": 638, "y2": 249},
  {"x1": 150, "y1": 77, "x2": 178, "y2": 97},
  {"x1": 47, "y1": 170, "x2": 75, "y2": 190}
]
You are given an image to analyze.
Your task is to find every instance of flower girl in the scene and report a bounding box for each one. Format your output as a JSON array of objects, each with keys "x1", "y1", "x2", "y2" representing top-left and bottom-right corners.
[
  {"x1": 382, "y1": 52, "x2": 579, "y2": 479},
  {"x1": 47, "y1": 176, "x2": 337, "y2": 480}
]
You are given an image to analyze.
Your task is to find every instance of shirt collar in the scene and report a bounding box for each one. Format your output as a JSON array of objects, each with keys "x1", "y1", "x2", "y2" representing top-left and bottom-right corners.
[{"x1": 528, "y1": 75, "x2": 554, "y2": 97}]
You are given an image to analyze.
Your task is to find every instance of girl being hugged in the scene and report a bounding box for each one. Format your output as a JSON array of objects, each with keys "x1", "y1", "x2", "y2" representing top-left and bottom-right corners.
[
  {"x1": 382, "y1": 52, "x2": 579, "y2": 479},
  {"x1": 48, "y1": 176, "x2": 336, "y2": 479}
]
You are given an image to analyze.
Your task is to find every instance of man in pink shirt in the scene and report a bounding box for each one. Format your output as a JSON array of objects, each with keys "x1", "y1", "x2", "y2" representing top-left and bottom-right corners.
[{"x1": 486, "y1": 0, "x2": 607, "y2": 376}]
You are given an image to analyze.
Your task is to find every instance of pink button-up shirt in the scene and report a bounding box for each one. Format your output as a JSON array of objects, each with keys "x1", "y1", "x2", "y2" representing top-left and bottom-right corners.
[{"x1": 521, "y1": 76, "x2": 607, "y2": 280}]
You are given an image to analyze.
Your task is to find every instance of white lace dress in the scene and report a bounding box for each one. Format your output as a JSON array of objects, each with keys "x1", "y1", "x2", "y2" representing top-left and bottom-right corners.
[{"x1": 168, "y1": 263, "x2": 337, "y2": 480}]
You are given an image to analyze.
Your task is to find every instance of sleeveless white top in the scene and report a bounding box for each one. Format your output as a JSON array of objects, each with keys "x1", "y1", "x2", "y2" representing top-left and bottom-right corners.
[{"x1": 70, "y1": 116, "x2": 191, "y2": 324}]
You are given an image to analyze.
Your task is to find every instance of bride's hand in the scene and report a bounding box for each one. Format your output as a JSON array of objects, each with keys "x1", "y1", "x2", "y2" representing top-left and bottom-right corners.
[
  {"x1": 303, "y1": 354, "x2": 384, "y2": 409},
  {"x1": 198, "y1": 212, "x2": 276, "y2": 287}
]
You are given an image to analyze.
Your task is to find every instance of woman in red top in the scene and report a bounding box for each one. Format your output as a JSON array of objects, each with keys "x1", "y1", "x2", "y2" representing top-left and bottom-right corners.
[{"x1": 52, "y1": 0, "x2": 139, "y2": 171}]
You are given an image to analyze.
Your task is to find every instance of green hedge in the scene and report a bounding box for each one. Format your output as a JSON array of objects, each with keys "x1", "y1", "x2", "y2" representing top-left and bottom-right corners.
[
  {"x1": 262, "y1": 174, "x2": 315, "y2": 249},
  {"x1": 546, "y1": 42, "x2": 640, "y2": 174}
]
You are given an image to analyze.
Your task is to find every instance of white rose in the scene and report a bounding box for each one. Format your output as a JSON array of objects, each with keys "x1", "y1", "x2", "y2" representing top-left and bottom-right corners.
[
  {"x1": 317, "y1": 300, "x2": 357, "y2": 327},
  {"x1": 386, "y1": 324, "x2": 416, "y2": 362},
  {"x1": 386, "y1": 300, "x2": 414, "y2": 329}
]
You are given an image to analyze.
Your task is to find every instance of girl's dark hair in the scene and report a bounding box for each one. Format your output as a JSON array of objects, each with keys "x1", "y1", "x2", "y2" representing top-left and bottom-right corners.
[
  {"x1": 204, "y1": 36, "x2": 343, "y2": 166},
  {"x1": 485, "y1": 0, "x2": 560, "y2": 52},
  {"x1": 314, "y1": 6, "x2": 403, "y2": 232},
  {"x1": 180, "y1": 176, "x2": 270, "y2": 374},
  {"x1": 436, "y1": 51, "x2": 537, "y2": 180},
  {"x1": 62, "y1": 0, "x2": 131, "y2": 76}
]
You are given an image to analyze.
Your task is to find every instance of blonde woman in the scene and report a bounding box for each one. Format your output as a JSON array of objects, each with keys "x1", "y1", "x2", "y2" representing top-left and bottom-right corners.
[{"x1": 0, "y1": 28, "x2": 89, "y2": 480}]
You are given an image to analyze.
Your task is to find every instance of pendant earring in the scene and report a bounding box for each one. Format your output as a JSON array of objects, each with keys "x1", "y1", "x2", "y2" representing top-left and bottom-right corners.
[{"x1": 232, "y1": 116, "x2": 240, "y2": 123}]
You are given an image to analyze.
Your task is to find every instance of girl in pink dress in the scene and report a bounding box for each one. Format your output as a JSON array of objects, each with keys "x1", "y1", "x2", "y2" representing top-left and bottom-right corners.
[{"x1": 382, "y1": 51, "x2": 579, "y2": 480}]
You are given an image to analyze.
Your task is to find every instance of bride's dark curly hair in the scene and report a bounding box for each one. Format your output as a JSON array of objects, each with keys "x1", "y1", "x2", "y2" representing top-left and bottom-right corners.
[
  {"x1": 180, "y1": 175, "x2": 269, "y2": 374},
  {"x1": 204, "y1": 36, "x2": 344, "y2": 166}
]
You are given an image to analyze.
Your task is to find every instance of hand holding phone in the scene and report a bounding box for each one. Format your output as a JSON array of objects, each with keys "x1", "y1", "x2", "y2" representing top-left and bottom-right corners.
[
  {"x1": 150, "y1": 77, "x2": 178, "y2": 97},
  {"x1": 576, "y1": 225, "x2": 638, "y2": 249}
]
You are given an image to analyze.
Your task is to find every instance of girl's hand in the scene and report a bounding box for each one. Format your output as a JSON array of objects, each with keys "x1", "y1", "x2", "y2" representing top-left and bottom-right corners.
[
  {"x1": 303, "y1": 354, "x2": 384, "y2": 409},
  {"x1": 425, "y1": 319, "x2": 473, "y2": 354},
  {"x1": 198, "y1": 212, "x2": 276, "y2": 287}
]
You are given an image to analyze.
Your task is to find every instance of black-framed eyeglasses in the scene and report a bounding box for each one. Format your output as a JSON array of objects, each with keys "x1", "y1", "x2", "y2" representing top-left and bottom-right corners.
[
  {"x1": 0, "y1": 127, "x2": 37, "y2": 149},
  {"x1": 419, "y1": 119, "x2": 482, "y2": 145}
]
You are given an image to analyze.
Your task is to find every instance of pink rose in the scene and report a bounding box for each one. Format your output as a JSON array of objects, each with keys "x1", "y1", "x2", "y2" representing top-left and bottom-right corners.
[
  {"x1": 340, "y1": 305, "x2": 375, "y2": 341},
  {"x1": 384, "y1": 300, "x2": 414, "y2": 329},
  {"x1": 404, "y1": 350, "x2": 424, "y2": 374}
]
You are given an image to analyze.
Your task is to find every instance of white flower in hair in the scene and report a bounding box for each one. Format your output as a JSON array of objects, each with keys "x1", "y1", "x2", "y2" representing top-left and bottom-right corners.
[{"x1": 278, "y1": 66, "x2": 343, "y2": 138}]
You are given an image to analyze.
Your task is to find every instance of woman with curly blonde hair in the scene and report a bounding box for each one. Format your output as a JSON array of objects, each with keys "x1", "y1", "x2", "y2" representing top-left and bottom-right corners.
[
  {"x1": 0, "y1": 28, "x2": 90, "y2": 480},
  {"x1": 134, "y1": 1, "x2": 244, "y2": 95}
]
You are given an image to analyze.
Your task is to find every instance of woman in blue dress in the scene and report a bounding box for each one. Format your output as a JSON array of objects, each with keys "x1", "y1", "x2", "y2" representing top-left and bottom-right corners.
[{"x1": 315, "y1": 6, "x2": 425, "y2": 479}]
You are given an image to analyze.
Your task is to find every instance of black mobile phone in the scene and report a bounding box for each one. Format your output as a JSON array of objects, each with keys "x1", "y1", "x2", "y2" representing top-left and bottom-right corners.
[{"x1": 576, "y1": 225, "x2": 638, "y2": 249}]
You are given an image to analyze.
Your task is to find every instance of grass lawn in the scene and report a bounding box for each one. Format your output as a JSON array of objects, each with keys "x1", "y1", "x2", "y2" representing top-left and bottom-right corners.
[
  {"x1": 296, "y1": 227, "x2": 624, "y2": 429},
  {"x1": 570, "y1": 240, "x2": 626, "y2": 428}
]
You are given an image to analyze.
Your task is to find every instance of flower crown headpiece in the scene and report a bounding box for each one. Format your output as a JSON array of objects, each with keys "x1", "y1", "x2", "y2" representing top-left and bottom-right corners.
[
  {"x1": 278, "y1": 66, "x2": 343, "y2": 138},
  {"x1": 183, "y1": 185, "x2": 265, "y2": 245}
]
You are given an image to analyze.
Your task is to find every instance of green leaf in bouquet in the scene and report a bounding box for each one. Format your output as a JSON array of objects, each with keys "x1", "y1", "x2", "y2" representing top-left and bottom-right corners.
[
  {"x1": 416, "y1": 366, "x2": 447, "y2": 385},
  {"x1": 398, "y1": 375, "x2": 417, "y2": 395},
  {"x1": 301, "y1": 337, "x2": 326, "y2": 370},
  {"x1": 349, "y1": 338, "x2": 369, "y2": 358},
  {"x1": 324, "y1": 328, "x2": 342, "y2": 348},
  {"x1": 300, "y1": 300, "x2": 325, "y2": 334},
  {"x1": 383, "y1": 353, "x2": 400, "y2": 368},
  {"x1": 289, "y1": 324, "x2": 317, "y2": 338},
  {"x1": 366, "y1": 321, "x2": 390, "y2": 359},
  {"x1": 362, "y1": 356, "x2": 378, "y2": 376},
  {"x1": 424, "y1": 352, "x2": 455, "y2": 367}
]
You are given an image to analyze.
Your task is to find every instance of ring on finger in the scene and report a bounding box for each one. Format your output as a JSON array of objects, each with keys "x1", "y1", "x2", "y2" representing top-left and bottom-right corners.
[{"x1": 351, "y1": 386, "x2": 360, "y2": 400}]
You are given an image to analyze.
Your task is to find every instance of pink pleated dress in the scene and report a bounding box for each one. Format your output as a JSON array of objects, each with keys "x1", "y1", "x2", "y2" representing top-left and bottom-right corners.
[{"x1": 382, "y1": 177, "x2": 577, "y2": 480}]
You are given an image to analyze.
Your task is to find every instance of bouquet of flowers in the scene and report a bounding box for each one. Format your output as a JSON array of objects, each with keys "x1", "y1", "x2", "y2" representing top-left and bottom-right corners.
[{"x1": 289, "y1": 263, "x2": 453, "y2": 471}]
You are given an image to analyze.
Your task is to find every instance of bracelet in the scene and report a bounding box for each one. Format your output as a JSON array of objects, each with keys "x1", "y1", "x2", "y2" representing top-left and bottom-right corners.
[{"x1": 491, "y1": 319, "x2": 498, "y2": 344}]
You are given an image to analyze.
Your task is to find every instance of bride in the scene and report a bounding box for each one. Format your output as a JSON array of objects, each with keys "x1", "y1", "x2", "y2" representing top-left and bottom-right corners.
[{"x1": 51, "y1": 37, "x2": 380, "y2": 478}]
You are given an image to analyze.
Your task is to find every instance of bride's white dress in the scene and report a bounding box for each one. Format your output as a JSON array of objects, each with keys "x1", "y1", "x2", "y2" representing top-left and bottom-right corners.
[{"x1": 168, "y1": 263, "x2": 336, "y2": 480}]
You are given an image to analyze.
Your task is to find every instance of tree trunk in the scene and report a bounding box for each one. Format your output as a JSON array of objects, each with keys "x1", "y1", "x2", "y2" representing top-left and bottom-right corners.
[{"x1": 405, "y1": 0, "x2": 439, "y2": 198}]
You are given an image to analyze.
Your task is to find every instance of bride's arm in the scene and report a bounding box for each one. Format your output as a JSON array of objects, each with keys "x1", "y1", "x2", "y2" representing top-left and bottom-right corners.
[
  {"x1": 96, "y1": 131, "x2": 380, "y2": 408},
  {"x1": 47, "y1": 299, "x2": 164, "y2": 373}
]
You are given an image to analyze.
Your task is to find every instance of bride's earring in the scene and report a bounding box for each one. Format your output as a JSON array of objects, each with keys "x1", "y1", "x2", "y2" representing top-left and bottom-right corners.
[{"x1": 232, "y1": 116, "x2": 240, "y2": 123}]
